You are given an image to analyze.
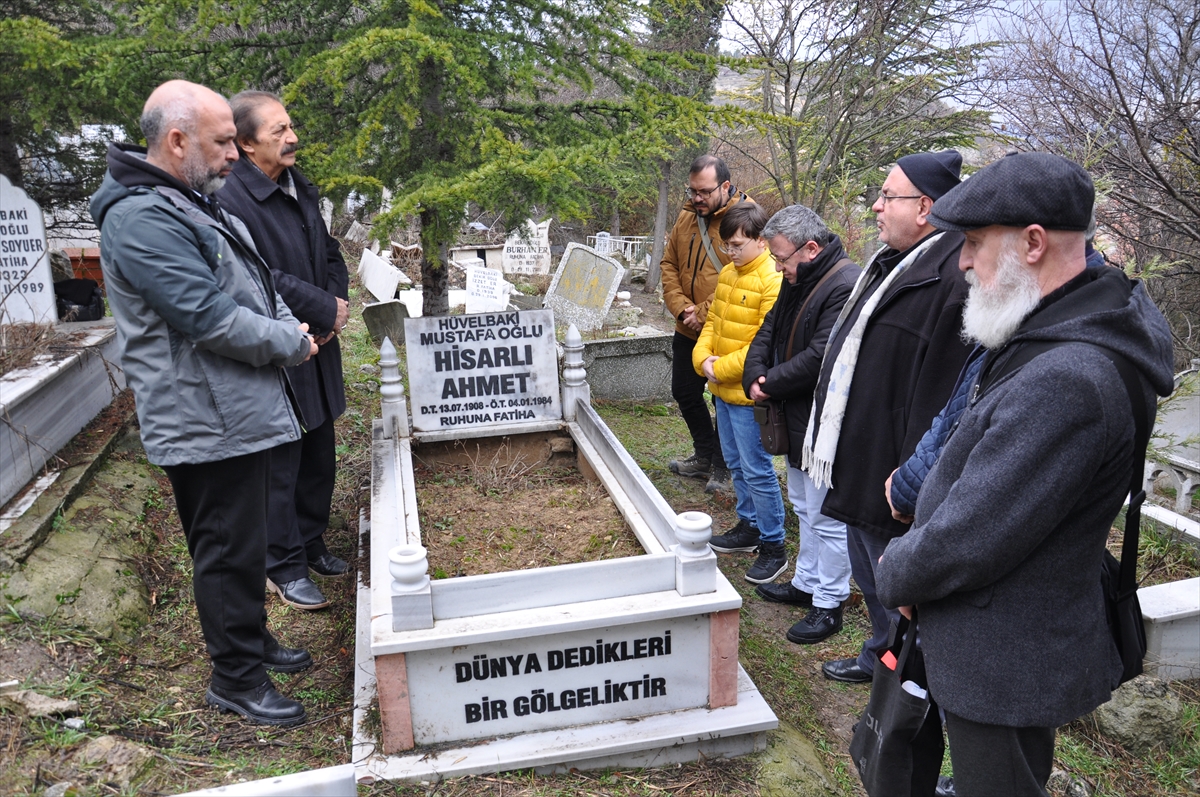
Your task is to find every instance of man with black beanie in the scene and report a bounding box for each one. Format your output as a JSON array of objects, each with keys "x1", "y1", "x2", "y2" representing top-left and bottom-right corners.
[{"x1": 803, "y1": 151, "x2": 974, "y2": 687}]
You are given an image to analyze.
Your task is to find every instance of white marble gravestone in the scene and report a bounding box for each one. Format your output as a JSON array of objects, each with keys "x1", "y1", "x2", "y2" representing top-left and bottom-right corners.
[
  {"x1": 465, "y1": 264, "x2": 510, "y2": 314},
  {"x1": 0, "y1": 175, "x2": 56, "y2": 324},
  {"x1": 544, "y1": 243, "x2": 625, "y2": 332},
  {"x1": 359, "y1": 247, "x2": 410, "y2": 303},
  {"x1": 403, "y1": 308, "x2": 560, "y2": 433},
  {"x1": 502, "y1": 219, "x2": 551, "y2": 275}
]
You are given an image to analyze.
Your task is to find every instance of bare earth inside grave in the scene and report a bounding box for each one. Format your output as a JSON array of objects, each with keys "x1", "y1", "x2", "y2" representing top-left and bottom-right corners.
[{"x1": 413, "y1": 446, "x2": 643, "y2": 577}]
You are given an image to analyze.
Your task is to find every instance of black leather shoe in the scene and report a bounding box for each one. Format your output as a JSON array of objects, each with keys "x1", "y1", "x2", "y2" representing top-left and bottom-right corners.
[
  {"x1": 755, "y1": 581, "x2": 814, "y2": 607},
  {"x1": 309, "y1": 552, "x2": 349, "y2": 578},
  {"x1": 263, "y1": 644, "x2": 313, "y2": 673},
  {"x1": 786, "y1": 606, "x2": 844, "y2": 644},
  {"x1": 206, "y1": 681, "x2": 306, "y2": 726},
  {"x1": 822, "y1": 656, "x2": 873, "y2": 683},
  {"x1": 267, "y1": 577, "x2": 331, "y2": 610}
]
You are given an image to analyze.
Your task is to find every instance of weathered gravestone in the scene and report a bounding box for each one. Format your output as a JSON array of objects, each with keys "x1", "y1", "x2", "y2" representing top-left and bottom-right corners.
[
  {"x1": 502, "y1": 219, "x2": 552, "y2": 275},
  {"x1": 363, "y1": 300, "x2": 410, "y2": 346},
  {"x1": 0, "y1": 175, "x2": 56, "y2": 324},
  {"x1": 544, "y1": 243, "x2": 625, "y2": 332},
  {"x1": 404, "y1": 308, "x2": 560, "y2": 433}
]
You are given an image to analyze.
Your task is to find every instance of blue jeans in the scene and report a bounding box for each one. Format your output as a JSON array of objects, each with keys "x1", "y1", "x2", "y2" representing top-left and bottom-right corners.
[
  {"x1": 786, "y1": 466, "x2": 850, "y2": 609},
  {"x1": 714, "y1": 398, "x2": 785, "y2": 544},
  {"x1": 847, "y1": 525, "x2": 902, "y2": 674}
]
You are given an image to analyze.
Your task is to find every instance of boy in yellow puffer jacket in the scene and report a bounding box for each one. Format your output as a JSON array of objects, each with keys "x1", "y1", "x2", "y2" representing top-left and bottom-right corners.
[{"x1": 693, "y1": 204, "x2": 787, "y2": 584}]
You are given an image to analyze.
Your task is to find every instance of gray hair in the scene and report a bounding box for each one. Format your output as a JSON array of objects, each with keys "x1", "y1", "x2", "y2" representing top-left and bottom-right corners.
[
  {"x1": 230, "y1": 90, "x2": 284, "y2": 146},
  {"x1": 762, "y1": 204, "x2": 831, "y2": 248},
  {"x1": 140, "y1": 97, "x2": 198, "y2": 151}
]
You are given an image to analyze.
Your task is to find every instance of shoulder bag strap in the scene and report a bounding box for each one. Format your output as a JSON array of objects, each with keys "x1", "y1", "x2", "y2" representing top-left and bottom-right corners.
[
  {"x1": 784, "y1": 258, "x2": 853, "y2": 360},
  {"x1": 978, "y1": 339, "x2": 1152, "y2": 596},
  {"x1": 695, "y1": 212, "x2": 726, "y2": 275}
]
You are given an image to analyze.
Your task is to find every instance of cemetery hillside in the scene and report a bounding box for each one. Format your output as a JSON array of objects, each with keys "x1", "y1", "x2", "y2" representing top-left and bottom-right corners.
[{"x1": 1, "y1": 1, "x2": 1198, "y2": 796}]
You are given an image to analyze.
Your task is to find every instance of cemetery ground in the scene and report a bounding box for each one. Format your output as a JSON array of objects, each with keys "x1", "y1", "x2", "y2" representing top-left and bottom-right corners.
[{"x1": 1, "y1": 277, "x2": 1198, "y2": 796}]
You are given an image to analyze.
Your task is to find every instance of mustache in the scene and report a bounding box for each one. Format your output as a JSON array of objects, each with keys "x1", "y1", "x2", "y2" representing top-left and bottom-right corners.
[{"x1": 281, "y1": 143, "x2": 298, "y2": 156}]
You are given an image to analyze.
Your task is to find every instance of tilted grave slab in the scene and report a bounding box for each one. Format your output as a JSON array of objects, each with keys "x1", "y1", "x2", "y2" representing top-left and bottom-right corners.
[{"x1": 353, "y1": 313, "x2": 776, "y2": 783}]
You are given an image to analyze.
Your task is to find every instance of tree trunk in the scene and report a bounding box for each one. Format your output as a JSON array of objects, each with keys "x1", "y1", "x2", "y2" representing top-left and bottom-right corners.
[
  {"x1": 0, "y1": 112, "x2": 23, "y2": 189},
  {"x1": 609, "y1": 195, "x2": 620, "y2": 239},
  {"x1": 645, "y1": 158, "x2": 671, "y2": 293},
  {"x1": 420, "y1": 208, "x2": 450, "y2": 316}
]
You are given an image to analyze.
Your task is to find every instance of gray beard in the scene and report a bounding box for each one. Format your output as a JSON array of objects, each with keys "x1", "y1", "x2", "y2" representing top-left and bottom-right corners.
[
  {"x1": 962, "y1": 238, "x2": 1044, "y2": 350},
  {"x1": 181, "y1": 149, "x2": 227, "y2": 196}
]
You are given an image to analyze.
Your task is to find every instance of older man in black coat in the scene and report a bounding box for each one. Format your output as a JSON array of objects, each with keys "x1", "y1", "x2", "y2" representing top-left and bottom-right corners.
[
  {"x1": 802, "y1": 151, "x2": 973, "y2": 686},
  {"x1": 219, "y1": 91, "x2": 350, "y2": 610}
]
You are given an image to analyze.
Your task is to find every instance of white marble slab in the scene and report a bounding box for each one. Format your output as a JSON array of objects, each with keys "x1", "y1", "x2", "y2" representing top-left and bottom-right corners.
[
  {"x1": 177, "y1": 764, "x2": 356, "y2": 796},
  {"x1": 1140, "y1": 577, "x2": 1200, "y2": 681},
  {"x1": 503, "y1": 219, "x2": 551, "y2": 274}
]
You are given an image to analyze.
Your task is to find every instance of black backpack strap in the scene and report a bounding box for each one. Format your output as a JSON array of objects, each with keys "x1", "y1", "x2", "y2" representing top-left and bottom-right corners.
[{"x1": 977, "y1": 340, "x2": 1153, "y2": 596}]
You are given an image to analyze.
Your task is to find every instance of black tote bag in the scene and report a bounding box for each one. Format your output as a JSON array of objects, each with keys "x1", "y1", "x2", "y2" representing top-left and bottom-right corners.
[{"x1": 849, "y1": 615, "x2": 944, "y2": 796}]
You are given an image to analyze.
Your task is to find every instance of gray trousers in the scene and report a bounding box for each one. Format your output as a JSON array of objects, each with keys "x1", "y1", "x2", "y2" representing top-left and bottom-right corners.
[{"x1": 847, "y1": 525, "x2": 902, "y2": 673}]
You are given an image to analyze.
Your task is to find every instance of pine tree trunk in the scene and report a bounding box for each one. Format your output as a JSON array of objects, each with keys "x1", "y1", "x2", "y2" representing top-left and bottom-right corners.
[
  {"x1": 645, "y1": 159, "x2": 671, "y2": 293},
  {"x1": 420, "y1": 209, "x2": 450, "y2": 316}
]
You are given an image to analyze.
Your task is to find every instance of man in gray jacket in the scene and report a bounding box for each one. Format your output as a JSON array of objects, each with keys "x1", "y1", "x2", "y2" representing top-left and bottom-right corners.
[
  {"x1": 90, "y1": 80, "x2": 319, "y2": 726},
  {"x1": 875, "y1": 153, "x2": 1175, "y2": 794}
]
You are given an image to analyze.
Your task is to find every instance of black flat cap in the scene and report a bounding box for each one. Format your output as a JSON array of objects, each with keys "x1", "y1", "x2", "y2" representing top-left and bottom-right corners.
[
  {"x1": 897, "y1": 150, "x2": 962, "y2": 200},
  {"x1": 929, "y1": 152, "x2": 1094, "y2": 232}
]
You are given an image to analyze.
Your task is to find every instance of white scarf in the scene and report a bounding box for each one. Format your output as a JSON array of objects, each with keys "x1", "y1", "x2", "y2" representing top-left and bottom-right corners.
[{"x1": 802, "y1": 233, "x2": 944, "y2": 488}]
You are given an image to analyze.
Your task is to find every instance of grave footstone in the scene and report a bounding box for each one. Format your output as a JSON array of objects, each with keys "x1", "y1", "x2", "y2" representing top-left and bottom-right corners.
[
  {"x1": 465, "y1": 264, "x2": 511, "y2": 314},
  {"x1": 544, "y1": 243, "x2": 625, "y2": 332},
  {"x1": 403, "y1": 308, "x2": 559, "y2": 433},
  {"x1": 503, "y1": 219, "x2": 552, "y2": 275},
  {"x1": 0, "y1": 175, "x2": 56, "y2": 324},
  {"x1": 363, "y1": 300, "x2": 410, "y2": 346}
]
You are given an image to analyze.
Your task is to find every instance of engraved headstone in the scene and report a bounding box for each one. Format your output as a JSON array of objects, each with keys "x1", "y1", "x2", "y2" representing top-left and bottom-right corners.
[
  {"x1": 404, "y1": 308, "x2": 560, "y2": 433},
  {"x1": 465, "y1": 264, "x2": 510, "y2": 314},
  {"x1": 405, "y1": 616, "x2": 709, "y2": 744},
  {"x1": 0, "y1": 175, "x2": 55, "y2": 324},
  {"x1": 502, "y1": 219, "x2": 551, "y2": 275},
  {"x1": 544, "y1": 243, "x2": 625, "y2": 332}
]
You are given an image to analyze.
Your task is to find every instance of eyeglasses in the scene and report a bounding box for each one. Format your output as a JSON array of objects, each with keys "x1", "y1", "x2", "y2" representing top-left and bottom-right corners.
[
  {"x1": 718, "y1": 240, "x2": 751, "y2": 256},
  {"x1": 878, "y1": 191, "x2": 924, "y2": 205},
  {"x1": 686, "y1": 185, "x2": 724, "y2": 200},
  {"x1": 771, "y1": 242, "x2": 813, "y2": 263}
]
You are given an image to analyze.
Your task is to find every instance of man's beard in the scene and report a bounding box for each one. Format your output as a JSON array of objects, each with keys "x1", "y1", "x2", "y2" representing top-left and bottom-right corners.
[
  {"x1": 181, "y1": 148, "x2": 228, "y2": 195},
  {"x1": 962, "y1": 234, "x2": 1043, "y2": 349}
]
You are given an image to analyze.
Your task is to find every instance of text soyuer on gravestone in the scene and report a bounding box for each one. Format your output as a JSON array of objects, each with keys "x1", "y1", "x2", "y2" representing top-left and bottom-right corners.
[
  {"x1": 405, "y1": 308, "x2": 560, "y2": 433},
  {"x1": 0, "y1": 175, "x2": 56, "y2": 324}
]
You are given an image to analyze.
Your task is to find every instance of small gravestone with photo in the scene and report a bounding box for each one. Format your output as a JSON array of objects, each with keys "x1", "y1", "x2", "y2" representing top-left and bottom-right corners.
[
  {"x1": 544, "y1": 243, "x2": 625, "y2": 332},
  {"x1": 0, "y1": 175, "x2": 56, "y2": 325},
  {"x1": 404, "y1": 308, "x2": 559, "y2": 433}
]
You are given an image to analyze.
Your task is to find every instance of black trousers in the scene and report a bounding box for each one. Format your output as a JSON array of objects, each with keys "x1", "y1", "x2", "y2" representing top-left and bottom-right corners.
[
  {"x1": 164, "y1": 450, "x2": 274, "y2": 691},
  {"x1": 944, "y1": 711, "x2": 1055, "y2": 797},
  {"x1": 266, "y1": 417, "x2": 336, "y2": 583},
  {"x1": 671, "y1": 331, "x2": 725, "y2": 467}
]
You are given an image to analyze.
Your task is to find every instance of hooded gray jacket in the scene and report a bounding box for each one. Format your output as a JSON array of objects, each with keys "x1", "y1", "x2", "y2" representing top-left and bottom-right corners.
[
  {"x1": 876, "y1": 266, "x2": 1175, "y2": 728},
  {"x1": 90, "y1": 144, "x2": 312, "y2": 466}
]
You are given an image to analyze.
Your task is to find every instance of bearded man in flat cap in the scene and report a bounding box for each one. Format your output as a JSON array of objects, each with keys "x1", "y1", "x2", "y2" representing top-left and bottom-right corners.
[
  {"x1": 876, "y1": 152, "x2": 1174, "y2": 795},
  {"x1": 804, "y1": 151, "x2": 974, "y2": 686}
]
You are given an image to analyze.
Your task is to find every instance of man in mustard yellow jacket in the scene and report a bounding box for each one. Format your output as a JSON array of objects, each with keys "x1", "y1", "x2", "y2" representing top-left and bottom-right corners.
[{"x1": 693, "y1": 203, "x2": 786, "y2": 583}]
